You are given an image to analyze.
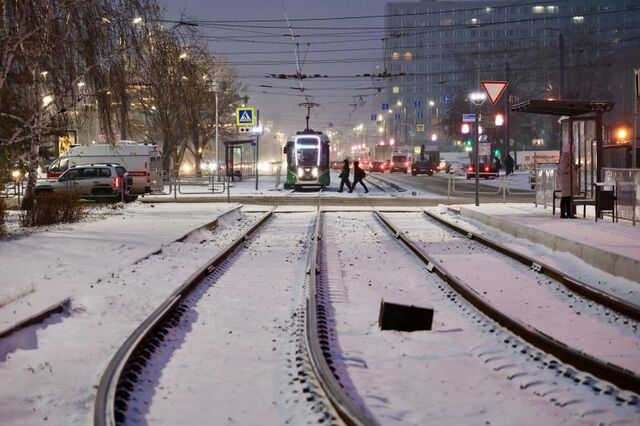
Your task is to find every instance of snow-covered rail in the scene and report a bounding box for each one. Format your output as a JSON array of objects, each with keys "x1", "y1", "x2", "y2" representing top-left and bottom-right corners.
[
  {"x1": 423, "y1": 209, "x2": 640, "y2": 321},
  {"x1": 94, "y1": 208, "x2": 377, "y2": 426},
  {"x1": 94, "y1": 209, "x2": 275, "y2": 425},
  {"x1": 374, "y1": 211, "x2": 640, "y2": 395}
]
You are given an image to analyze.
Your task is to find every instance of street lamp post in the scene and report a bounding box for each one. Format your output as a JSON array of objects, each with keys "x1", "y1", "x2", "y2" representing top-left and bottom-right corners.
[{"x1": 470, "y1": 91, "x2": 487, "y2": 206}]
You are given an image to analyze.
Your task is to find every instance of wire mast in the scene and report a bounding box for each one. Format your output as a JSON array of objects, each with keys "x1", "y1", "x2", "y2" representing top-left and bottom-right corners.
[{"x1": 297, "y1": 102, "x2": 320, "y2": 131}]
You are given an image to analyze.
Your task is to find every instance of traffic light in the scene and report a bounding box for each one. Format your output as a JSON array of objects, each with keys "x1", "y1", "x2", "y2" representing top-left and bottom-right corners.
[
  {"x1": 465, "y1": 138, "x2": 473, "y2": 146},
  {"x1": 494, "y1": 148, "x2": 501, "y2": 158}
]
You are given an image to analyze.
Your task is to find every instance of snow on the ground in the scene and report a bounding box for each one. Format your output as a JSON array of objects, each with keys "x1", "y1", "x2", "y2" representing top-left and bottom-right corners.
[
  {"x1": 320, "y1": 212, "x2": 638, "y2": 425},
  {"x1": 0, "y1": 203, "x2": 264, "y2": 425},
  {"x1": 0, "y1": 197, "x2": 638, "y2": 425},
  {"x1": 429, "y1": 205, "x2": 640, "y2": 305},
  {"x1": 384, "y1": 212, "x2": 640, "y2": 374},
  {"x1": 124, "y1": 212, "x2": 329, "y2": 425}
]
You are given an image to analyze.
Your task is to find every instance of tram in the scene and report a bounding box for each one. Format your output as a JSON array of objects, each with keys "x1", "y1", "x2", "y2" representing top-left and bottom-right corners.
[{"x1": 283, "y1": 130, "x2": 331, "y2": 189}]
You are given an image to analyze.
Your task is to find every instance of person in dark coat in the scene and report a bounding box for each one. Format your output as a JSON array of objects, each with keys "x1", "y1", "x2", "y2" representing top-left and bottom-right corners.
[
  {"x1": 338, "y1": 159, "x2": 352, "y2": 193},
  {"x1": 493, "y1": 156, "x2": 501, "y2": 173},
  {"x1": 505, "y1": 153, "x2": 514, "y2": 176},
  {"x1": 352, "y1": 160, "x2": 368, "y2": 193},
  {"x1": 558, "y1": 144, "x2": 579, "y2": 218}
]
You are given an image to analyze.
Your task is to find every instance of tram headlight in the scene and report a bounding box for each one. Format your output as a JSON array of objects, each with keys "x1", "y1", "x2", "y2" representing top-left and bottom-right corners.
[
  {"x1": 311, "y1": 167, "x2": 318, "y2": 178},
  {"x1": 297, "y1": 167, "x2": 304, "y2": 178}
]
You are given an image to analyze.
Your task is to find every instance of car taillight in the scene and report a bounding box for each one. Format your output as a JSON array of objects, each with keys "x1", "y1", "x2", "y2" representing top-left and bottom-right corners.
[
  {"x1": 390, "y1": 162, "x2": 394, "y2": 166},
  {"x1": 405, "y1": 162, "x2": 410, "y2": 166},
  {"x1": 484, "y1": 166, "x2": 490, "y2": 172},
  {"x1": 112, "y1": 177, "x2": 120, "y2": 188},
  {"x1": 468, "y1": 166, "x2": 473, "y2": 171}
]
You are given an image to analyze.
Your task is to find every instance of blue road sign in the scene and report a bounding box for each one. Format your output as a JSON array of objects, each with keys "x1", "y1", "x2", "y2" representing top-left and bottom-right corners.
[
  {"x1": 371, "y1": 114, "x2": 377, "y2": 121},
  {"x1": 442, "y1": 96, "x2": 451, "y2": 103},
  {"x1": 328, "y1": 122, "x2": 333, "y2": 128},
  {"x1": 413, "y1": 100, "x2": 422, "y2": 109},
  {"x1": 394, "y1": 113, "x2": 401, "y2": 121},
  {"x1": 382, "y1": 103, "x2": 389, "y2": 110},
  {"x1": 416, "y1": 111, "x2": 424, "y2": 119},
  {"x1": 236, "y1": 107, "x2": 255, "y2": 126},
  {"x1": 462, "y1": 113, "x2": 476, "y2": 122},
  {"x1": 443, "y1": 108, "x2": 451, "y2": 114}
]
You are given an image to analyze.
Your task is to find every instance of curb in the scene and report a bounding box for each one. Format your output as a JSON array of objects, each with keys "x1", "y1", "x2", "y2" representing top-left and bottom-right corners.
[{"x1": 458, "y1": 207, "x2": 640, "y2": 284}]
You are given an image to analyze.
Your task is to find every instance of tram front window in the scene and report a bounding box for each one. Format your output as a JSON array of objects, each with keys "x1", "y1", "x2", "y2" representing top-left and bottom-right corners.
[{"x1": 296, "y1": 139, "x2": 319, "y2": 166}]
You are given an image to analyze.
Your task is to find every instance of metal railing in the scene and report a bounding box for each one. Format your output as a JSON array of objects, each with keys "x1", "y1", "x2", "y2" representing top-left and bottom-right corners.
[
  {"x1": 603, "y1": 168, "x2": 639, "y2": 225},
  {"x1": 446, "y1": 173, "x2": 532, "y2": 202}
]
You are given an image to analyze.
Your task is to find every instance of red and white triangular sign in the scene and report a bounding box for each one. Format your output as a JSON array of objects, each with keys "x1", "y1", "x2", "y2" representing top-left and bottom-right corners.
[{"x1": 481, "y1": 80, "x2": 509, "y2": 106}]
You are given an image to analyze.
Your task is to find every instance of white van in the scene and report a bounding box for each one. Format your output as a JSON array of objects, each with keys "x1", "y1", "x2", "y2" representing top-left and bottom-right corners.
[{"x1": 46, "y1": 141, "x2": 162, "y2": 195}]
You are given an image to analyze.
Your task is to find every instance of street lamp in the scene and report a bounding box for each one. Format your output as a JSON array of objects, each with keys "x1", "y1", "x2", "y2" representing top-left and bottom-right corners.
[{"x1": 469, "y1": 91, "x2": 487, "y2": 207}]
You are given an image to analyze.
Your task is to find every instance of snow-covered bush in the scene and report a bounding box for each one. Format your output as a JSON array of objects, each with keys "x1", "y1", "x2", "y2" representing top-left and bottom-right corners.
[{"x1": 19, "y1": 192, "x2": 85, "y2": 227}]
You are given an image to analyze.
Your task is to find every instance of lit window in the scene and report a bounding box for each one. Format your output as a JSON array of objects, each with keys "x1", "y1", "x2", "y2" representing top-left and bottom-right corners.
[
  {"x1": 392, "y1": 86, "x2": 400, "y2": 94},
  {"x1": 532, "y1": 6, "x2": 544, "y2": 13},
  {"x1": 572, "y1": 16, "x2": 584, "y2": 24},
  {"x1": 403, "y1": 51, "x2": 413, "y2": 60},
  {"x1": 470, "y1": 18, "x2": 479, "y2": 25},
  {"x1": 440, "y1": 18, "x2": 453, "y2": 26},
  {"x1": 391, "y1": 51, "x2": 400, "y2": 60},
  {"x1": 546, "y1": 5, "x2": 558, "y2": 13}
]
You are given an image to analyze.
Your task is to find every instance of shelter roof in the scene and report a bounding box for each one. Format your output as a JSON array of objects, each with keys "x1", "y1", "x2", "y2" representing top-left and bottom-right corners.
[{"x1": 510, "y1": 100, "x2": 614, "y2": 116}]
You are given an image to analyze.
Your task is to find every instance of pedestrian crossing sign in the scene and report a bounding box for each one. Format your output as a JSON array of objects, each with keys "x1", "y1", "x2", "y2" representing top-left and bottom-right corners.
[{"x1": 235, "y1": 107, "x2": 256, "y2": 126}]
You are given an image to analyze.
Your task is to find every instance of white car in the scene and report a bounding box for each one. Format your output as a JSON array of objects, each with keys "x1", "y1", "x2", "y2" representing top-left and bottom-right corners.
[{"x1": 36, "y1": 164, "x2": 134, "y2": 202}]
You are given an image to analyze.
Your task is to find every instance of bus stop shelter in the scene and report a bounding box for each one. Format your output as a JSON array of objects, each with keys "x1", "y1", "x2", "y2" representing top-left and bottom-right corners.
[
  {"x1": 223, "y1": 139, "x2": 257, "y2": 181},
  {"x1": 511, "y1": 100, "x2": 614, "y2": 198}
]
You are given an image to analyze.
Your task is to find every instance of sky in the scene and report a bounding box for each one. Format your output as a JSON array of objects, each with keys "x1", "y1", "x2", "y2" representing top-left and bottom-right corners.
[{"x1": 162, "y1": 0, "x2": 390, "y2": 137}]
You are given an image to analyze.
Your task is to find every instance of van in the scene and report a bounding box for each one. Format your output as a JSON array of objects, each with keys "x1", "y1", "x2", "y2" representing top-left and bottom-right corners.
[{"x1": 46, "y1": 141, "x2": 162, "y2": 195}]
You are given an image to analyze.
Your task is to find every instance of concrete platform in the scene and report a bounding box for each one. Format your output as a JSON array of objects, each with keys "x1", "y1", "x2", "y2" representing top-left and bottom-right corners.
[{"x1": 454, "y1": 204, "x2": 640, "y2": 284}]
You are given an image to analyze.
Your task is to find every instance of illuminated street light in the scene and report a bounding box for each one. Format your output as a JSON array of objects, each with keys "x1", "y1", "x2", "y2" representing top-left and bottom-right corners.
[
  {"x1": 461, "y1": 123, "x2": 470, "y2": 134},
  {"x1": 396, "y1": 100, "x2": 402, "y2": 107},
  {"x1": 469, "y1": 92, "x2": 487, "y2": 105},
  {"x1": 132, "y1": 16, "x2": 143, "y2": 24},
  {"x1": 495, "y1": 114, "x2": 504, "y2": 126},
  {"x1": 389, "y1": 138, "x2": 395, "y2": 146},
  {"x1": 12, "y1": 169, "x2": 21, "y2": 181},
  {"x1": 431, "y1": 133, "x2": 437, "y2": 142},
  {"x1": 428, "y1": 100, "x2": 435, "y2": 107}
]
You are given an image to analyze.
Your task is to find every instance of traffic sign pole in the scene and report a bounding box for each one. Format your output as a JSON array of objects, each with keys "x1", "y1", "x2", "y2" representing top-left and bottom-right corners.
[
  {"x1": 634, "y1": 68, "x2": 639, "y2": 169},
  {"x1": 255, "y1": 110, "x2": 260, "y2": 190},
  {"x1": 474, "y1": 104, "x2": 480, "y2": 206}
]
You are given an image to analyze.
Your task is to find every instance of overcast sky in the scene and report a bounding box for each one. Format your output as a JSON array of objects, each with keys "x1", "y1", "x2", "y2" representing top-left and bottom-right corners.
[{"x1": 162, "y1": 0, "x2": 390, "y2": 137}]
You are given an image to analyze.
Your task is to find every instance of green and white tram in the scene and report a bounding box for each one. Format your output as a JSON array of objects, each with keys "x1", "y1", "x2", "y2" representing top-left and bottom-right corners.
[{"x1": 283, "y1": 130, "x2": 331, "y2": 189}]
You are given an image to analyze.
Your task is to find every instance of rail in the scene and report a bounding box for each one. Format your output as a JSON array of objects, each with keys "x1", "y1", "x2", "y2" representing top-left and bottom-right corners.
[
  {"x1": 305, "y1": 209, "x2": 379, "y2": 426},
  {"x1": 374, "y1": 210, "x2": 640, "y2": 394},
  {"x1": 423, "y1": 209, "x2": 640, "y2": 321},
  {"x1": 94, "y1": 208, "x2": 275, "y2": 426}
]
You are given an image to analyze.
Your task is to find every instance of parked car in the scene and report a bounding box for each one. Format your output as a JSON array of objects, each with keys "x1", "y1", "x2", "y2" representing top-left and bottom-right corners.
[
  {"x1": 370, "y1": 161, "x2": 386, "y2": 173},
  {"x1": 36, "y1": 164, "x2": 135, "y2": 202}
]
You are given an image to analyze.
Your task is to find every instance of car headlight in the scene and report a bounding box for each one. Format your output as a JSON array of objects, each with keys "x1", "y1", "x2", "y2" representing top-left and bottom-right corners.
[
  {"x1": 311, "y1": 167, "x2": 318, "y2": 178},
  {"x1": 297, "y1": 167, "x2": 304, "y2": 178}
]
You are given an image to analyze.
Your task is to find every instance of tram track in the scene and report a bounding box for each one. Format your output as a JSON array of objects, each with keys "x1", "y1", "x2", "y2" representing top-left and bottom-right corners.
[
  {"x1": 94, "y1": 208, "x2": 375, "y2": 426},
  {"x1": 374, "y1": 210, "x2": 640, "y2": 395},
  {"x1": 423, "y1": 209, "x2": 640, "y2": 322}
]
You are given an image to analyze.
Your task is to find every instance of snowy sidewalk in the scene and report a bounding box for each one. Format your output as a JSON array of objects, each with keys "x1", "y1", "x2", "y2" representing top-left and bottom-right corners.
[
  {"x1": 453, "y1": 203, "x2": 640, "y2": 283},
  {"x1": 0, "y1": 203, "x2": 237, "y2": 334}
]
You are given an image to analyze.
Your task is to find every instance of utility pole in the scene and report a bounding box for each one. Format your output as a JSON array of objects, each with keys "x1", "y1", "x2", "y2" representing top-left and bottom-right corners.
[
  {"x1": 634, "y1": 68, "x2": 639, "y2": 169},
  {"x1": 504, "y1": 61, "x2": 510, "y2": 162},
  {"x1": 255, "y1": 109, "x2": 259, "y2": 190},
  {"x1": 559, "y1": 33, "x2": 565, "y2": 100}
]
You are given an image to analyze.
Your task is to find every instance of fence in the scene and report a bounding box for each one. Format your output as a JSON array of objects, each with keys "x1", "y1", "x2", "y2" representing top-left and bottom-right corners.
[
  {"x1": 446, "y1": 173, "x2": 534, "y2": 202},
  {"x1": 602, "y1": 168, "x2": 639, "y2": 225}
]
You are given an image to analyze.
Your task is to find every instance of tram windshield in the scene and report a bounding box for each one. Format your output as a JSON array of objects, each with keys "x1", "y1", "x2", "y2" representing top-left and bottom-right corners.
[{"x1": 296, "y1": 138, "x2": 319, "y2": 166}]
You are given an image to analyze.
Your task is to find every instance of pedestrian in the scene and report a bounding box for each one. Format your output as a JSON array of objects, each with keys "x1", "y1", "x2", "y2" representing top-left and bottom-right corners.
[
  {"x1": 493, "y1": 156, "x2": 501, "y2": 172},
  {"x1": 352, "y1": 160, "x2": 369, "y2": 193},
  {"x1": 558, "y1": 144, "x2": 579, "y2": 218},
  {"x1": 338, "y1": 159, "x2": 352, "y2": 193},
  {"x1": 505, "y1": 153, "x2": 514, "y2": 176}
]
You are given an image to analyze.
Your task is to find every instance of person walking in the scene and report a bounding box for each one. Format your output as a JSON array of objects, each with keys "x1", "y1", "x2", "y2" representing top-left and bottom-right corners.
[
  {"x1": 558, "y1": 144, "x2": 579, "y2": 218},
  {"x1": 338, "y1": 159, "x2": 352, "y2": 193},
  {"x1": 505, "y1": 153, "x2": 514, "y2": 176},
  {"x1": 352, "y1": 160, "x2": 369, "y2": 193},
  {"x1": 493, "y1": 156, "x2": 501, "y2": 173}
]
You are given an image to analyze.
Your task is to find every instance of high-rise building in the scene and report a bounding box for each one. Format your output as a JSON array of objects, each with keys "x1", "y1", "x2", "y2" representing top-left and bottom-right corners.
[{"x1": 383, "y1": 0, "x2": 640, "y2": 151}]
